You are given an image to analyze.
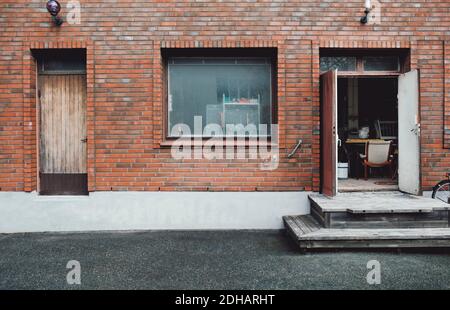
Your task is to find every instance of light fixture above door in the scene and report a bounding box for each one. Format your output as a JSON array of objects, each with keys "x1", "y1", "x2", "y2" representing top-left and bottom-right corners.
[
  {"x1": 46, "y1": 0, "x2": 63, "y2": 26},
  {"x1": 360, "y1": 0, "x2": 372, "y2": 24}
]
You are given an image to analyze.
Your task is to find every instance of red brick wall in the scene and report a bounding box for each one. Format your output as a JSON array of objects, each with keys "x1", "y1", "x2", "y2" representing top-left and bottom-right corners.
[
  {"x1": 0, "y1": 0, "x2": 449, "y2": 192},
  {"x1": 445, "y1": 41, "x2": 450, "y2": 149},
  {"x1": 412, "y1": 41, "x2": 449, "y2": 188}
]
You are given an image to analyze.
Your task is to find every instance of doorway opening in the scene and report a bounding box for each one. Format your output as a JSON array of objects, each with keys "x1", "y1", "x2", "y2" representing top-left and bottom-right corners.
[
  {"x1": 33, "y1": 49, "x2": 88, "y2": 195},
  {"x1": 337, "y1": 77, "x2": 398, "y2": 192},
  {"x1": 319, "y1": 49, "x2": 421, "y2": 197}
]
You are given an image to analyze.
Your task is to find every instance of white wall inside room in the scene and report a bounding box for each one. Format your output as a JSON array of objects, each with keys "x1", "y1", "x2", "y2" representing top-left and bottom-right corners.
[{"x1": 0, "y1": 192, "x2": 310, "y2": 233}]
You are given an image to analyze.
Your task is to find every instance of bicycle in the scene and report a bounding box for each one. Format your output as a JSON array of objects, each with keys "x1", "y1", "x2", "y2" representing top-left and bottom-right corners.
[{"x1": 431, "y1": 173, "x2": 450, "y2": 204}]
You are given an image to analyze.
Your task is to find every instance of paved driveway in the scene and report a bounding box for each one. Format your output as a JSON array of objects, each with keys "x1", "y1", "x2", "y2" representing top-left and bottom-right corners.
[{"x1": 0, "y1": 230, "x2": 449, "y2": 289}]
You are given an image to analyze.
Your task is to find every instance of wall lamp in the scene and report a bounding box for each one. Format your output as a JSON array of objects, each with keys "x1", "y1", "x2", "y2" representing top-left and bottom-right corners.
[
  {"x1": 46, "y1": 0, "x2": 63, "y2": 26},
  {"x1": 360, "y1": 0, "x2": 372, "y2": 24}
]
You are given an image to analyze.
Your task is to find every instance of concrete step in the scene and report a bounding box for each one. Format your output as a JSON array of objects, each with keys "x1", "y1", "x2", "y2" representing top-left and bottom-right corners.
[
  {"x1": 309, "y1": 192, "x2": 449, "y2": 229},
  {"x1": 283, "y1": 215, "x2": 450, "y2": 250}
]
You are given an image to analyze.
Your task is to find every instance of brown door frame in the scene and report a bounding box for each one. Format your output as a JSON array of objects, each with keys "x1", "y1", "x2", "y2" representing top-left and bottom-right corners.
[
  {"x1": 320, "y1": 70, "x2": 338, "y2": 197},
  {"x1": 319, "y1": 48, "x2": 412, "y2": 195},
  {"x1": 36, "y1": 70, "x2": 88, "y2": 195}
]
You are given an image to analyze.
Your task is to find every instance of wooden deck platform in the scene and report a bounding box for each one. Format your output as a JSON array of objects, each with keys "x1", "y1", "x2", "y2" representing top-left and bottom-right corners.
[
  {"x1": 309, "y1": 192, "x2": 449, "y2": 229},
  {"x1": 284, "y1": 192, "x2": 450, "y2": 250},
  {"x1": 309, "y1": 192, "x2": 449, "y2": 213}
]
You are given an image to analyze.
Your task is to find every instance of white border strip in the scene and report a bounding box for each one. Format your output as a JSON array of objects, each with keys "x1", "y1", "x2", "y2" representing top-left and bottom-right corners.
[{"x1": 0, "y1": 192, "x2": 310, "y2": 233}]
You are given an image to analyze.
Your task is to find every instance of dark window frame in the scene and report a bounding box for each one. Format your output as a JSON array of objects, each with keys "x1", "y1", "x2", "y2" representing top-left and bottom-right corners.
[
  {"x1": 320, "y1": 49, "x2": 409, "y2": 77},
  {"x1": 33, "y1": 48, "x2": 87, "y2": 75},
  {"x1": 162, "y1": 48, "x2": 278, "y2": 140}
]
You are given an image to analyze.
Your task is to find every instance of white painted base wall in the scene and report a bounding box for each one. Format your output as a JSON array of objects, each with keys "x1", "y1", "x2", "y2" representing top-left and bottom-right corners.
[{"x1": 0, "y1": 191, "x2": 311, "y2": 233}]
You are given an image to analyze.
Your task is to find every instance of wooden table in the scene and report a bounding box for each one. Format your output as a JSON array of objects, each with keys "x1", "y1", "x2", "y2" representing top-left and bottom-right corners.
[{"x1": 345, "y1": 138, "x2": 385, "y2": 144}]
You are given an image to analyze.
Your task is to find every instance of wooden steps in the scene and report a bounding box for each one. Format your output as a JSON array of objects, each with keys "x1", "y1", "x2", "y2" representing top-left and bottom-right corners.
[
  {"x1": 283, "y1": 192, "x2": 450, "y2": 250},
  {"x1": 309, "y1": 192, "x2": 449, "y2": 229},
  {"x1": 283, "y1": 215, "x2": 450, "y2": 249},
  {"x1": 283, "y1": 215, "x2": 321, "y2": 238}
]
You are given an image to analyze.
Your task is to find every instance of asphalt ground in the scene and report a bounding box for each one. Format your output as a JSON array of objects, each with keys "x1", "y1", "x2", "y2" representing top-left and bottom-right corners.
[{"x1": 0, "y1": 230, "x2": 449, "y2": 290}]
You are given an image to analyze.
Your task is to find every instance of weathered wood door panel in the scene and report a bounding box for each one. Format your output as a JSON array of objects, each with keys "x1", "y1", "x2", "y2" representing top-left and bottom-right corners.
[
  {"x1": 398, "y1": 70, "x2": 421, "y2": 195},
  {"x1": 320, "y1": 70, "x2": 338, "y2": 197},
  {"x1": 39, "y1": 74, "x2": 87, "y2": 194}
]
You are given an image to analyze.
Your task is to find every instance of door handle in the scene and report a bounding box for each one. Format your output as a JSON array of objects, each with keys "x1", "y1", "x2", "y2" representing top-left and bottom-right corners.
[{"x1": 81, "y1": 138, "x2": 88, "y2": 143}]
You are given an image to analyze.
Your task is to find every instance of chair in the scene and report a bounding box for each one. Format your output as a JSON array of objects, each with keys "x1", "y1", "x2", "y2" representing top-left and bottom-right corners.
[
  {"x1": 374, "y1": 120, "x2": 398, "y2": 140},
  {"x1": 359, "y1": 140, "x2": 395, "y2": 180}
]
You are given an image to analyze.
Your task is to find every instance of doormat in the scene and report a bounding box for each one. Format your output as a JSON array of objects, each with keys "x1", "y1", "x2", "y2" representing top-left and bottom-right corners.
[{"x1": 374, "y1": 181, "x2": 398, "y2": 186}]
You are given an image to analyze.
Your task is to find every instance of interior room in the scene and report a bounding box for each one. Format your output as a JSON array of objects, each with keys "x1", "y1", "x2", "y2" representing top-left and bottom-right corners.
[{"x1": 337, "y1": 77, "x2": 399, "y2": 192}]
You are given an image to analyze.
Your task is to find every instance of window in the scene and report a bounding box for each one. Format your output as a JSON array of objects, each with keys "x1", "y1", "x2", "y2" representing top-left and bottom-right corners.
[
  {"x1": 168, "y1": 57, "x2": 273, "y2": 137},
  {"x1": 363, "y1": 56, "x2": 400, "y2": 71},
  {"x1": 34, "y1": 49, "x2": 86, "y2": 74},
  {"x1": 320, "y1": 51, "x2": 404, "y2": 74},
  {"x1": 320, "y1": 56, "x2": 357, "y2": 72}
]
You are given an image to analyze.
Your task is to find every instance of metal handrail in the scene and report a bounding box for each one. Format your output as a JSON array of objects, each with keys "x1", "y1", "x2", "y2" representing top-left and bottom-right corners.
[{"x1": 287, "y1": 139, "x2": 302, "y2": 158}]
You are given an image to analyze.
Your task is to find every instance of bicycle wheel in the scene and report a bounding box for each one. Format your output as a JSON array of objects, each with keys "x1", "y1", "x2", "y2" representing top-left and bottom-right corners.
[{"x1": 432, "y1": 180, "x2": 450, "y2": 204}]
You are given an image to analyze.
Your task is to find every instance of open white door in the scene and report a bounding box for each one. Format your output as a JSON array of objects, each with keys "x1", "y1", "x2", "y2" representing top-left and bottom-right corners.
[
  {"x1": 398, "y1": 70, "x2": 421, "y2": 195},
  {"x1": 320, "y1": 70, "x2": 338, "y2": 197}
]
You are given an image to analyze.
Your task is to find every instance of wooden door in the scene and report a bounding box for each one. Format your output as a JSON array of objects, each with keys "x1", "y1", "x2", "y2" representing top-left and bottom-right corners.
[
  {"x1": 398, "y1": 70, "x2": 421, "y2": 195},
  {"x1": 38, "y1": 74, "x2": 87, "y2": 195},
  {"x1": 320, "y1": 70, "x2": 338, "y2": 197}
]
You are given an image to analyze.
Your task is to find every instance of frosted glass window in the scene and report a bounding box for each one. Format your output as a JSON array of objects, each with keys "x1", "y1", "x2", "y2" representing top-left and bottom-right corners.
[
  {"x1": 363, "y1": 56, "x2": 400, "y2": 71},
  {"x1": 320, "y1": 56, "x2": 356, "y2": 72},
  {"x1": 168, "y1": 58, "x2": 272, "y2": 137}
]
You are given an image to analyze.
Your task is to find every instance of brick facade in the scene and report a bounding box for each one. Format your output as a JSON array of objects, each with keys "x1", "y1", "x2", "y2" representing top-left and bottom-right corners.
[
  {"x1": 445, "y1": 41, "x2": 450, "y2": 149},
  {"x1": 0, "y1": 0, "x2": 449, "y2": 192}
]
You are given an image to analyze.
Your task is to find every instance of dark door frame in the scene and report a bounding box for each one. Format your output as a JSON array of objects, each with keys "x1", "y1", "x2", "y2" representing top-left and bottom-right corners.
[{"x1": 35, "y1": 49, "x2": 88, "y2": 195}]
